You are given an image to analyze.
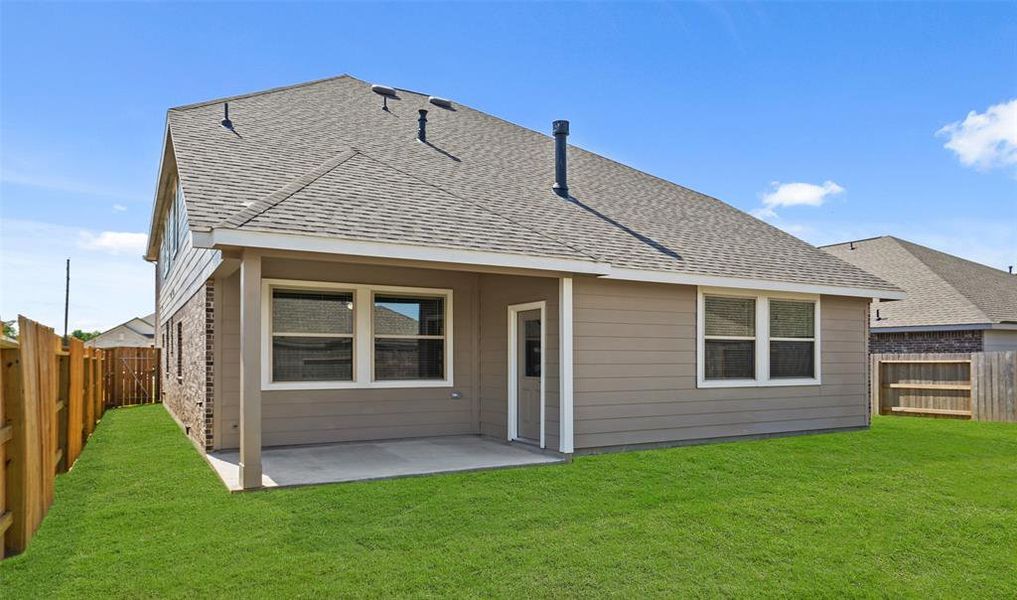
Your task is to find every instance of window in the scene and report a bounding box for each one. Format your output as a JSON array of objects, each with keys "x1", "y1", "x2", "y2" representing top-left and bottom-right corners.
[
  {"x1": 373, "y1": 295, "x2": 445, "y2": 381},
  {"x1": 524, "y1": 319, "x2": 541, "y2": 377},
  {"x1": 271, "y1": 289, "x2": 354, "y2": 382},
  {"x1": 176, "y1": 322, "x2": 183, "y2": 379},
  {"x1": 769, "y1": 300, "x2": 815, "y2": 379},
  {"x1": 263, "y1": 280, "x2": 453, "y2": 389},
  {"x1": 698, "y1": 289, "x2": 820, "y2": 388},
  {"x1": 159, "y1": 179, "x2": 187, "y2": 281},
  {"x1": 703, "y1": 296, "x2": 756, "y2": 380}
]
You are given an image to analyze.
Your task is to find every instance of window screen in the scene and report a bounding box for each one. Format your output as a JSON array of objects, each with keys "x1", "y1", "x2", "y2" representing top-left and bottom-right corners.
[
  {"x1": 271, "y1": 289, "x2": 354, "y2": 382},
  {"x1": 769, "y1": 300, "x2": 815, "y2": 379},
  {"x1": 704, "y1": 296, "x2": 755, "y2": 380},
  {"x1": 373, "y1": 295, "x2": 445, "y2": 380}
]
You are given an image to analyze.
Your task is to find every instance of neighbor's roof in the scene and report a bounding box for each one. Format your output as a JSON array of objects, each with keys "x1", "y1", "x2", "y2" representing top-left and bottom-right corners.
[
  {"x1": 157, "y1": 74, "x2": 897, "y2": 293},
  {"x1": 822, "y1": 236, "x2": 1017, "y2": 328},
  {"x1": 93, "y1": 314, "x2": 156, "y2": 341}
]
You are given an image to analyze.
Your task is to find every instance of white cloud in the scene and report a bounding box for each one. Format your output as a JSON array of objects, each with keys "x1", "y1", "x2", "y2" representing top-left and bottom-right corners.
[
  {"x1": 112, "y1": 204, "x2": 127, "y2": 212},
  {"x1": 936, "y1": 99, "x2": 1017, "y2": 172},
  {"x1": 1, "y1": 219, "x2": 154, "y2": 332},
  {"x1": 78, "y1": 231, "x2": 148, "y2": 256},
  {"x1": 752, "y1": 180, "x2": 845, "y2": 219}
]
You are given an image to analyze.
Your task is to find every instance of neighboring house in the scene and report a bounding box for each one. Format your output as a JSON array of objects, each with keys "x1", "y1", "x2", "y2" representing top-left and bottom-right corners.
[
  {"x1": 85, "y1": 313, "x2": 156, "y2": 348},
  {"x1": 144, "y1": 75, "x2": 901, "y2": 489},
  {"x1": 822, "y1": 236, "x2": 1017, "y2": 354}
]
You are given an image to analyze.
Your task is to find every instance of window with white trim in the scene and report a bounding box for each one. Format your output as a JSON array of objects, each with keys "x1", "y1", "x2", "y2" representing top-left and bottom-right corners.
[
  {"x1": 698, "y1": 288, "x2": 820, "y2": 388},
  {"x1": 159, "y1": 179, "x2": 187, "y2": 281},
  {"x1": 703, "y1": 296, "x2": 756, "y2": 380},
  {"x1": 271, "y1": 289, "x2": 355, "y2": 382},
  {"x1": 769, "y1": 299, "x2": 816, "y2": 379},
  {"x1": 263, "y1": 280, "x2": 453, "y2": 389},
  {"x1": 372, "y1": 295, "x2": 446, "y2": 381}
]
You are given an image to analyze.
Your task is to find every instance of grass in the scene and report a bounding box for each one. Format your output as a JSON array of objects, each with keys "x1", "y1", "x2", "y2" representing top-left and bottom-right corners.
[{"x1": 1, "y1": 406, "x2": 1015, "y2": 598}]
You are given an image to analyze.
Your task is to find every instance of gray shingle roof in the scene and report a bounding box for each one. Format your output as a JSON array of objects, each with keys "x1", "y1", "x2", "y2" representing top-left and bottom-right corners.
[
  {"x1": 822, "y1": 236, "x2": 1017, "y2": 328},
  {"x1": 165, "y1": 74, "x2": 897, "y2": 292}
]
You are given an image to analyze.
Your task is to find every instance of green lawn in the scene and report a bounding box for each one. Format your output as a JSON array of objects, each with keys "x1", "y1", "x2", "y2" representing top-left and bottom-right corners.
[{"x1": 1, "y1": 406, "x2": 1015, "y2": 598}]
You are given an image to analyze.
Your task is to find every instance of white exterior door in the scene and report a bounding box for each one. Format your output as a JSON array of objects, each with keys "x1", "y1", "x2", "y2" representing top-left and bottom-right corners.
[{"x1": 516, "y1": 309, "x2": 542, "y2": 443}]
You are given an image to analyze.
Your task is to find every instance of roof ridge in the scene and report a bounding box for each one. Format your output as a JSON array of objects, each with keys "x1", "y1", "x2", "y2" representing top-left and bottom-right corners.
[
  {"x1": 818, "y1": 235, "x2": 892, "y2": 249},
  {"x1": 219, "y1": 148, "x2": 359, "y2": 229},
  {"x1": 169, "y1": 74, "x2": 358, "y2": 112},
  {"x1": 349, "y1": 149, "x2": 606, "y2": 263}
]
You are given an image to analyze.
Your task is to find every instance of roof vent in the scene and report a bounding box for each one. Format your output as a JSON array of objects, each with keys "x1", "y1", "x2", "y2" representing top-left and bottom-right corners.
[
  {"x1": 428, "y1": 96, "x2": 452, "y2": 109},
  {"x1": 552, "y1": 120, "x2": 569, "y2": 198},
  {"x1": 220, "y1": 102, "x2": 233, "y2": 130},
  {"x1": 371, "y1": 84, "x2": 397, "y2": 97},
  {"x1": 417, "y1": 109, "x2": 428, "y2": 142}
]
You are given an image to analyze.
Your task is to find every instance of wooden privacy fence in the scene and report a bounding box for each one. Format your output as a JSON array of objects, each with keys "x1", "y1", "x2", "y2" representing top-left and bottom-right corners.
[
  {"x1": 103, "y1": 346, "x2": 160, "y2": 407},
  {"x1": 871, "y1": 351, "x2": 1017, "y2": 422},
  {"x1": 0, "y1": 316, "x2": 107, "y2": 559}
]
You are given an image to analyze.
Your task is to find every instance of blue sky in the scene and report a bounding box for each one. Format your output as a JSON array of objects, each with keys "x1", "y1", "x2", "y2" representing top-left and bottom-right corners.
[{"x1": 1, "y1": 2, "x2": 1015, "y2": 332}]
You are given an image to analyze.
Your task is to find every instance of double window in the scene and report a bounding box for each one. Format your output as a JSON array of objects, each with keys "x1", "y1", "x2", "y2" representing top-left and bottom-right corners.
[
  {"x1": 698, "y1": 289, "x2": 820, "y2": 387},
  {"x1": 264, "y1": 280, "x2": 452, "y2": 389},
  {"x1": 159, "y1": 179, "x2": 187, "y2": 281}
]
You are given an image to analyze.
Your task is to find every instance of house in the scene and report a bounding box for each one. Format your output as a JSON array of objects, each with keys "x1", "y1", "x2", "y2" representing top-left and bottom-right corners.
[
  {"x1": 144, "y1": 75, "x2": 902, "y2": 489},
  {"x1": 822, "y1": 236, "x2": 1017, "y2": 354},
  {"x1": 85, "y1": 313, "x2": 156, "y2": 348}
]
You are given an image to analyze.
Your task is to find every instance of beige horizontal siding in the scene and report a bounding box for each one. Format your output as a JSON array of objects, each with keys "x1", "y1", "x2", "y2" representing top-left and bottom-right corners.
[
  {"x1": 572, "y1": 278, "x2": 870, "y2": 450},
  {"x1": 159, "y1": 231, "x2": 220, "y2": 327},
  {"x1": 215, "y1": 258, "x2": 481, "y2": 449},
  {"x1": 478, "y1": 273, "x2": 559, "y2": 448}
]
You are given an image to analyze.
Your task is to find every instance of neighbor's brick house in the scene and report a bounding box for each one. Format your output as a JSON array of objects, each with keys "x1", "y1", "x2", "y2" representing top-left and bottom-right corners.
[{"x1": 822, "y1": 236, "x2": 1017, "y2": 354}]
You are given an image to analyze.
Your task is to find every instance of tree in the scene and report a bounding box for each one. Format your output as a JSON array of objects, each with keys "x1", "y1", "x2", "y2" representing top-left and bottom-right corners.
[
  {"x1": 71, "y1": 329, "x2": 103, "y2": 342},
  {"x1": 2, "y1": 319, "x2": 16, "y2": 339}
]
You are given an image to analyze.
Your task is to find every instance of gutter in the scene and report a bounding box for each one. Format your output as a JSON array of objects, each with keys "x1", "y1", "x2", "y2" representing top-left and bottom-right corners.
[{"x1": 872, "y1": 323, "x2": 1017, "y2": 333}]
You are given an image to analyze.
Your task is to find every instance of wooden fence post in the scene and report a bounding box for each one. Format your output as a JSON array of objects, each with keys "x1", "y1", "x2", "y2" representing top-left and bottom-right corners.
[
  {"x1": 66, "y1": 339, "x2": 84, "y2": 468},
  {"x1": 1, "y1": 342, "x2": 21, "y2": 558},
  {"x1": 56, "y1": 346, "x2": 69, "y2": 474}
]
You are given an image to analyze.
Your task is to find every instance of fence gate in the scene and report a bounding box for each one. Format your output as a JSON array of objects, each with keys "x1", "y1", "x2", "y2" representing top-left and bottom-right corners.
[{"x1": 102, "y1": 347, "x2": 161, "y2": 408}]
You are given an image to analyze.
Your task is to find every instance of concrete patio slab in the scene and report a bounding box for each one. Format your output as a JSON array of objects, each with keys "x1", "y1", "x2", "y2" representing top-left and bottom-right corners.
[{"x1": 206, "y1": 435, "x2": 564, "y2": 491}]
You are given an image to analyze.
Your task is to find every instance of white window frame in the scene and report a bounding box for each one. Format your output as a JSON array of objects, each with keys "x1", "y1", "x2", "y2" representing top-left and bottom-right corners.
[
  {"x1": 261, "y1": 278, "x2": 453, "y2": 390},
  {"x1": 159, "y1": 178, "x2": 187, "y2": 281},
  {"x1": 371, "y1": 291, "x2": 449, "y2": 384},
  {"x1": 697, "y1": 287, "x2": 821, "y2": 388}
]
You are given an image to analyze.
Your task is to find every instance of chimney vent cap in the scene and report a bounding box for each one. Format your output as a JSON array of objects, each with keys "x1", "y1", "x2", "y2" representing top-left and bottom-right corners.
[{"x1": 553, "y1": 120, "x2": 570, "y2": 136}]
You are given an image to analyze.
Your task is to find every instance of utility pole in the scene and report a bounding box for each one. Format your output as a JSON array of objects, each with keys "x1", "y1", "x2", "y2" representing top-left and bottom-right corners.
[{"x1": 63, "y1": 258, "x2": 70, "y2": 344}]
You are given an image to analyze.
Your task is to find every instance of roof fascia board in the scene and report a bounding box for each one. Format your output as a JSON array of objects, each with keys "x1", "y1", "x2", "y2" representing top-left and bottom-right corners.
[
  {"x1": 195, "y1": 228, "x2": 613, "y2": 276},
  {"x1": 144, "y1": 120, "x2": 172, "y2": 261},
  {"x1": 196, "y1": 228, "x2": 905, "y2": 299},
  {"x1": 606, "y1": 267, "x2": 906, "y2": 300}
]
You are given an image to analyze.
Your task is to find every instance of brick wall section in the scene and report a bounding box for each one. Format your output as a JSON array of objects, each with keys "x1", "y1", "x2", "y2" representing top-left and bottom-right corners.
[
  {"x1": 869, "y1": 329, "x2": 983, "y2": 354},
  {"x1": 159, "y1": 279, "x2": 215, "y2": 451}
]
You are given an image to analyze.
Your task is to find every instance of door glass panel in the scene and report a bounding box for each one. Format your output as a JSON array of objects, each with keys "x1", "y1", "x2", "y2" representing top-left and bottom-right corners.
[{"x1": 524, "y1": 319, "x2": 541, "y2": 377}]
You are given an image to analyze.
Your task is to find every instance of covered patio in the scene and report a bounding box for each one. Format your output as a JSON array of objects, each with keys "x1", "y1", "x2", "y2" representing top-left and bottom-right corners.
[
  {"x1": 206, "y1": 435, "x2": 565, "y2": 491},
  {"x1": 207, "y1": 249, "x2": 579, "y2": 491}
]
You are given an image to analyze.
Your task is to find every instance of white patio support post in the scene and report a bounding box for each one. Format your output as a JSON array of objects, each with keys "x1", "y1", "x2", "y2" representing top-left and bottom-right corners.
[
  {"x1": 558, "y1": 277, "x2": 574, "y2": 454},
  {"x1": 239, "y1": 251, "x2": 263, "y2": 489}
]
